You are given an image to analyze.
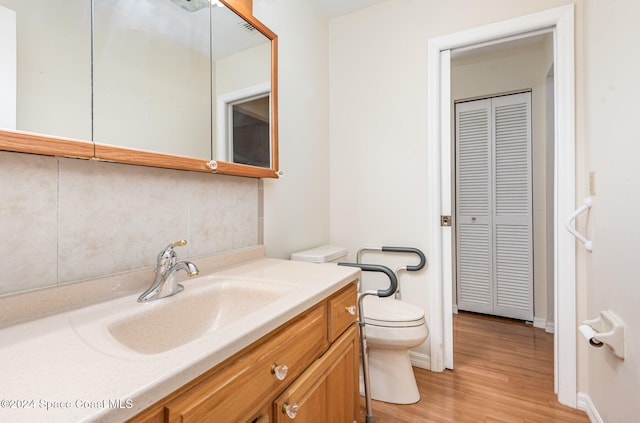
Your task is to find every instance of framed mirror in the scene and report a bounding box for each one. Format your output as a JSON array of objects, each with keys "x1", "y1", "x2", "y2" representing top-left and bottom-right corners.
[{"x1": 0, "y1": 0, "x2": 279, "y2": 179}]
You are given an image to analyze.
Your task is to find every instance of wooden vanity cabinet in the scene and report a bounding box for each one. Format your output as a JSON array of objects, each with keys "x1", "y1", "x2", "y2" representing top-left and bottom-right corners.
[
  {"x1": 127, "y1": 282, "x2": 358, "y2": 423},
  {"x1": 273, "y1": 325, "x2": 359, "y2": 423}
]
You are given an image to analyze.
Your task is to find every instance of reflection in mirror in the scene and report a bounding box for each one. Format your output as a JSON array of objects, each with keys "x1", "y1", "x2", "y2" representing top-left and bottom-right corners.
[
  {"x1": 0, "y1": 0, "x2": 91, "y2": 140},
  {"x1": 93, "y1": 0, "x2": 273, "y2": 165},
  {"x1": 231, "y1": 94, "x2": 270, "y2": 167},
  {"x1": 216, "y1": 81, "x2": 271, "y2": 167},
  {"x1": 93, "y1": 0, "x2": 212, "y2": 158},
  {"x1": 212, "y1": 4, "x2": 271, "y2": 167}
]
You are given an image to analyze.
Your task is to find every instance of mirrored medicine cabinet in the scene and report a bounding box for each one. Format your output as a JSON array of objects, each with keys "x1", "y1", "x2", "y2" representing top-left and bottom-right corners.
[{"x1": 0, "y1": 0, "x2": 278, "y2": 178}]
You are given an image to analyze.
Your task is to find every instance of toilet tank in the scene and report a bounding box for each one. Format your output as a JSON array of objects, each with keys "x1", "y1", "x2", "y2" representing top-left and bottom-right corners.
[{"x1": 290, "y1": 245, "x2": 347, "y2": 263}]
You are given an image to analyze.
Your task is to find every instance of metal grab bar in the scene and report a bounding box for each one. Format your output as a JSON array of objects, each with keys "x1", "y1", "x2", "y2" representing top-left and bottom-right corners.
[
  {"x1": 337, "y1": 263, "x2": 397, "y2": 298},
  {"x1": 336, "y1": 263, "x2": 397, "y2": 423},
  {"x1": 381, "y1": 246, "x2": 427, "y2": 271},
  {"x1": 356, "y1": 246, "x2": 427, "y2": 272},
  {"x1": 355, "y1": 246, "x2": 426, "y2": 299},
  {"x1": 565, "y1": 196, "x2": 593, "y2": 252}
]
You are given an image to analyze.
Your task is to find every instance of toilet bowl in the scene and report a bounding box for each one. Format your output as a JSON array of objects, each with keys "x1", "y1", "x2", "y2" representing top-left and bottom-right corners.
[
  {"x1": 362, "y1": 295, "x2": 429, "y2": 404},
  {"x1": 290, "y1": 245, "x2": 429, "y2": 405}
]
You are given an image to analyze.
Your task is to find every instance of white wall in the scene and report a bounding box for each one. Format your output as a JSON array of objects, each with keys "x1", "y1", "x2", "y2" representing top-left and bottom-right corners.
[
  {"x1": 254, "y1": 0, "x2": 332, "y2": 259},
  {"x1": 582, "y1": 0, "x2": 640, "y2": 420}
]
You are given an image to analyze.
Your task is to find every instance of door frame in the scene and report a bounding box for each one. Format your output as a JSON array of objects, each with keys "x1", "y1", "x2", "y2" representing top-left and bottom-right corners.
[{"x1": 426, "y1": 4, "x2": 576, "y2": 407}]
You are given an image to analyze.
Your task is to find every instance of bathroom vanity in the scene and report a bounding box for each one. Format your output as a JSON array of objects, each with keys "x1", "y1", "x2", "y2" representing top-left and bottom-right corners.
[
  {"x1": 128, "y1": 282, "x2": 359, "y2": 423},
  {"x1": 0, "y1": 249, "x2": 360, "y2": 423}
]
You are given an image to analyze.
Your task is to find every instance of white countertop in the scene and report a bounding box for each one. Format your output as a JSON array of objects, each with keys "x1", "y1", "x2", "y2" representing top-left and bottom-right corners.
[{"x1": 0, "y1": 257, "x2": 359, "y2": 423}]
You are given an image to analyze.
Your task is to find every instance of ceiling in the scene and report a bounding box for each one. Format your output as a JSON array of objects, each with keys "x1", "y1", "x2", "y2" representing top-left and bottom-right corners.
[{"x1": 309, "y1": 0, "x2": 389, "y2": 18}]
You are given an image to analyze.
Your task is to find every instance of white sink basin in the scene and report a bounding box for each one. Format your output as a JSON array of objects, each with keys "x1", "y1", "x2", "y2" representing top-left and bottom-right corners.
[{"x1": 70, "y1": 276, "x2": 295, "y2": 358}]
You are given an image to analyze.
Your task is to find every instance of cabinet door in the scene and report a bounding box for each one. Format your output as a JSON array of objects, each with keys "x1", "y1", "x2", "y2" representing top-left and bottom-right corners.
[{"x1": 273, "y1": 325, "x2": 359, "y2": 423}]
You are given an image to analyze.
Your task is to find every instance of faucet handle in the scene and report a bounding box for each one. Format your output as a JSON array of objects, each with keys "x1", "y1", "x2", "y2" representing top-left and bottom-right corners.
[
  {"x1": 157, "y1": 240, "x2": 188, "y2": 267},
  {"x1": 172, "y1": 240, "x2": 187, "y2": 248},
  {"x1": 163, "y1": 240, "x2": 187, "y2": 254}
]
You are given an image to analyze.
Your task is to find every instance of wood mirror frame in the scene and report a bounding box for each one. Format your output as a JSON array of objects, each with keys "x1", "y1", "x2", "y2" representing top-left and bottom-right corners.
[{"x1": 0, "y1": 0, "x2": 279, "y2": 179}]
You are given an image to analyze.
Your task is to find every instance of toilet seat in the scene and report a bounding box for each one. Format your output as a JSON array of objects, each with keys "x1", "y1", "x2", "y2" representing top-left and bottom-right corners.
[{"x1": 362, "y1": 296, "x2": 425, "y2": 328}]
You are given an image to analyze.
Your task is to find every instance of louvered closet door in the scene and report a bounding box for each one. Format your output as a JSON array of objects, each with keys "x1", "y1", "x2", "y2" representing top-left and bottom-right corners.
[
  {"x1": 455, "y1": 99, "x2": 494, "y2": 315},
  {"x1": 455, "y1": 92, "x2": 533, "y2": 321},
  {"x1": 492, "y1": 93, "x2": 532, "y2": 320}
]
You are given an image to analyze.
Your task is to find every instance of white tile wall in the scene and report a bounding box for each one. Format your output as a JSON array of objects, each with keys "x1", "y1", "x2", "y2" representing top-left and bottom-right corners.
[{"x1": 0, "y1": 151, "x2": 259, "y2": 295}]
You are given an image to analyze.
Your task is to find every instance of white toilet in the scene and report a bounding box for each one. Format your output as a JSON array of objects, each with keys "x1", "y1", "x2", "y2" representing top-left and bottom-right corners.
[
  {"x1": 361, "y1": 295, "x2": 429, "y2": 404},
  {"x1": 290, "y1": 245, "x2": 430, "y2": 405}
]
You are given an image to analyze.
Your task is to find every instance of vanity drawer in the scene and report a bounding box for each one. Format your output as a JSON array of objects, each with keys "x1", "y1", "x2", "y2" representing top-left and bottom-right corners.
[
  {"x1": 165, "y1": 303, "x2": 329, "y2": 423},
  {"x1": 328, "y1": 282, "x2": 358, "y2": 342}
]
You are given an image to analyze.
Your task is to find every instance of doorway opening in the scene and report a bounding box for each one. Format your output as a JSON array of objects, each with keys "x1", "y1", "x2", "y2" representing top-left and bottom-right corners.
[{"x1": 427, "y1": 5, "x2": 576, "y2": 408}]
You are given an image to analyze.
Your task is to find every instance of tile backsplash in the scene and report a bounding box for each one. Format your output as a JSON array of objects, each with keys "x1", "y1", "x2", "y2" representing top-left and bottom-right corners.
[{"x1": 0, "y1": 151, "x2": 259, "y2": 296}]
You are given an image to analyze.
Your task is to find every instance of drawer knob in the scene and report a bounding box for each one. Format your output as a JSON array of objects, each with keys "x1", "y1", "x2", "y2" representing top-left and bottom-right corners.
[
  {"x1": 271, "y1": 363, "x2": 289, "y2": 380},
  {"x1": 345, "y1": 305, "x2": 357, "y2": 315},
  {"x1": 282, "y1": 402, "x2": 299, "y2": 419}
]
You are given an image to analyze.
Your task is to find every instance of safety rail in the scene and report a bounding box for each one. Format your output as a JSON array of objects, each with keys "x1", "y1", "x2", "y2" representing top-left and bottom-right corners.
[{"x1": 565, "y1": 197, "x2": 593, "y2": 252}]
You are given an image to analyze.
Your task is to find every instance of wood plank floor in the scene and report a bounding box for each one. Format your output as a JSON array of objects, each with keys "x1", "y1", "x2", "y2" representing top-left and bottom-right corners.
[{"x1": 359, "y1": 312, "x2": 590, "y2": 422}]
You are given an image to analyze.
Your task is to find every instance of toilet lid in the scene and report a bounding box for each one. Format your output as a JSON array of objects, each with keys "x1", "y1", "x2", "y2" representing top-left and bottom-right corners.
[{"x1": 362, "y1": 296, "x2": 426, "y2": 328}]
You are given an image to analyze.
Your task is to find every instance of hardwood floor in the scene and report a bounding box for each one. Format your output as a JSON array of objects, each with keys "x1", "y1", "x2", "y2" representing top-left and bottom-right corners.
[{"x1": 359, "y1": 312, "x2": 589, "y2": 422}]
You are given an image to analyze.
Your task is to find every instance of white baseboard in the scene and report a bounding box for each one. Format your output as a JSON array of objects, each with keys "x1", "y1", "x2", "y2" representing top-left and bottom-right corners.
[
  {"x1": 545, "y1": 321, "x2": 555, "y2": 333},
  {"x1": 452, "y1": 304, "x2": 458, "y2": 314},
  {"x1": 577, "y1": 392, "x2": 603, "y2": 423},
  {"x1": 533, "y1": 317, "x2": 546, "y2": 329},
  {"x1": 532, "y1": 317, "x2": 555, "y2": 334},
  {"x1": 409, "y1": 351, "x2": 431, "y2": 370}
]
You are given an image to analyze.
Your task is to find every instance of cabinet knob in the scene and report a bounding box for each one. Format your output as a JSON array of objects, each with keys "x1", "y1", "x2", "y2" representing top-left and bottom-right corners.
[
  {"x1": 345, "y1": 305, "x2": 357, "y2": 315},
  {"x1": 271, "y1": 363, "x2": 289, "y2": 380},
  {"x1": 282, "y1": 402, "x2": 299, "y2": 419}
]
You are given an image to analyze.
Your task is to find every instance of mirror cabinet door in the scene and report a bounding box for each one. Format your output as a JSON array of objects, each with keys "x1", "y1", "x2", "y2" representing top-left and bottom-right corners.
[
  {"x1": 0, "y1": 0, "x2": 91, "y2": 141},
  {"x1": 93, "y1": 0, "x2": 212, "y2": 159},
  {"x1": 212, "y1": 4, "x2": 272, "y2": 168}
]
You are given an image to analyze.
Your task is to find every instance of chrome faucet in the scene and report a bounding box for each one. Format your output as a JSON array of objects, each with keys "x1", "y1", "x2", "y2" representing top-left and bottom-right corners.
[{"x1": 138, "y1": 240, "x2": 200, "y2": 303}]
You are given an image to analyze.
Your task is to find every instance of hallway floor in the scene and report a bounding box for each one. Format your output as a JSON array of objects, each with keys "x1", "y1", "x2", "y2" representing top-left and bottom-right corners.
[{"x1": 360, "y1": 312, "x2": 590, "y2": 422}]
